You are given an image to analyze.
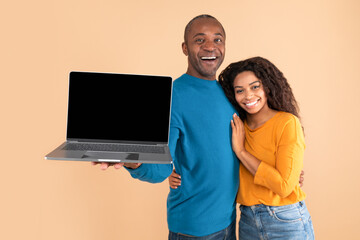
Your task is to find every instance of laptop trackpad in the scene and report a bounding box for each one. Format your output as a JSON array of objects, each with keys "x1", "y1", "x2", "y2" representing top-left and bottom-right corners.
[{"x1": 82, "y1": 151, "x2": 139, "y2": 161}]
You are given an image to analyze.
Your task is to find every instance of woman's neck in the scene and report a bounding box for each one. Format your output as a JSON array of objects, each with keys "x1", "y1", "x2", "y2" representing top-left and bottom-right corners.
[{"x1": 246, "y1": 108, "x2": 278, "y2": 130}]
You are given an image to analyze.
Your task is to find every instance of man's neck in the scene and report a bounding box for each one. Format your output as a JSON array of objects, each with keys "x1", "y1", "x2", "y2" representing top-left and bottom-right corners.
[{"x1": 185, "y1": 70, "x2": 216, "y2": 81}]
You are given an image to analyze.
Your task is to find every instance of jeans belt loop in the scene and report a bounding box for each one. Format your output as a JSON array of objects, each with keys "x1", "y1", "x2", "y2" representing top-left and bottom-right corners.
[{"x1": 266, "y1": 205, "x2": 273, "y2": 216}]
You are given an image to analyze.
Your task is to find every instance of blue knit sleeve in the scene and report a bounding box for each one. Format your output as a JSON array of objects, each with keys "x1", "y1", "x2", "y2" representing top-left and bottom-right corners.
[
  {"x1": 125, "y1": 122, "x2": 181, "y2": 183},
  {"x1": 125, "y1": 163, "x2": 173, "y2": 183}
]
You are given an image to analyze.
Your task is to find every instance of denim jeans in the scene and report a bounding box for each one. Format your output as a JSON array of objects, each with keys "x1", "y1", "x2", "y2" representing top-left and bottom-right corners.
[
  {"x1": 239, "y1": 201, "x2": 314, "y2": 240},
  {"x1": 168, "y1": 220, "x2": 236, "y2": 240}
]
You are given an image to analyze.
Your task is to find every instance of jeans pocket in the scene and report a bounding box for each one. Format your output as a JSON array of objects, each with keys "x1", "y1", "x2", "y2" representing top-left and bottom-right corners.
[{"x1": 271, "y1": 205, "x2": 302, "y2": 223}]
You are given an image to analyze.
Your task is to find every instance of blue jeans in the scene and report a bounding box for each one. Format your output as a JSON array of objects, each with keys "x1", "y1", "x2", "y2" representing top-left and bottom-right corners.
[
  {"x1": 168, "y1": 220, "x2": 236, "y2": 240},
  {"x1": 239, "y1": 201, "x2": 314, "y2": 240}
]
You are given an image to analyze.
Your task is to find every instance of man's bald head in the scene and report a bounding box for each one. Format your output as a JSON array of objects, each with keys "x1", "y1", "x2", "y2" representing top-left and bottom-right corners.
[{"x1": 184, "y1": 14, "x2": 226, "y2": 44}]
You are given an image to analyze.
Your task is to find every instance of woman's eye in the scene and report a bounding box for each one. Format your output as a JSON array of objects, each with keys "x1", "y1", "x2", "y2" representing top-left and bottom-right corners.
[
  {"x1": 252, "y1": 85, "x2": 260, "y2": 90},
  {"x1": 236, "y1": 90, "x2": 244, "y2": 94}
]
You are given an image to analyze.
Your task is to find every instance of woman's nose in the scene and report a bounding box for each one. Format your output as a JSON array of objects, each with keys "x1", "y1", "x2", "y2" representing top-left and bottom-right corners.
[{"x1": 244, "y1": 91, "x2": 254, "y2": 99}]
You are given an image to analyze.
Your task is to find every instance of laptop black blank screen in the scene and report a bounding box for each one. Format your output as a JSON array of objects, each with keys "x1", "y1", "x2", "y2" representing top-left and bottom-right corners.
[{"x1": 66, "y1": 72, "x2": 172, "y2": 143}]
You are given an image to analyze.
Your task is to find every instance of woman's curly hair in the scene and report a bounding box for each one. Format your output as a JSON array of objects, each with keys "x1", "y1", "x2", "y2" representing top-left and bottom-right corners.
[{"x1": 218, "y1": 56, "x2": 300, "y2": 121}]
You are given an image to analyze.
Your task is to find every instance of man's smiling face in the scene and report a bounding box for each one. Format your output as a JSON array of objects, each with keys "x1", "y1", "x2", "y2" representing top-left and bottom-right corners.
[{"x1": 182, "y1": 18, "x2": 225, "y2": 80}]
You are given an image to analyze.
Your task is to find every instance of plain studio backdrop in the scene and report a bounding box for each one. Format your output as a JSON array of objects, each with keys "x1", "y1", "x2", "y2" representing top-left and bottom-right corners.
[{"x1": 1, "y1": 0, "x2": 359, "y2": 239}]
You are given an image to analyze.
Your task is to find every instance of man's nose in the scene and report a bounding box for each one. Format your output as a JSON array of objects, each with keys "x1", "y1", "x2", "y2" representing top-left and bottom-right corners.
[{"x1": 202, "y1": 41, "x2": 215, "y2": 51}]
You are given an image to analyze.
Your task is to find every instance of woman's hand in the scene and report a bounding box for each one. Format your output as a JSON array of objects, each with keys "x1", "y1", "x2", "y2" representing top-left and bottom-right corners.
[
  {"x1": 168, "y1": 169, "x2": 181, "y2": 189},
  {"x1": 230, "y1": 113, "x2": 246, "y2": 155},
  {"x1": 230, "y1": 113, "x2": 260, "y2": 176}
]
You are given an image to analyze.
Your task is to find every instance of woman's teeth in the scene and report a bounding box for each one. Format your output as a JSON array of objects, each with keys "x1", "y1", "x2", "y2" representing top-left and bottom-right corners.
[{"x1": 246, "y1": 100, "x2": 258, "y2": 106}]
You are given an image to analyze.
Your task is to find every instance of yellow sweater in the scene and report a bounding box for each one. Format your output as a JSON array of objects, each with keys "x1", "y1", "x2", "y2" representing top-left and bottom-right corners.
[{"x1": 237, "y1": 111, "x2": 306, "y2": 206}]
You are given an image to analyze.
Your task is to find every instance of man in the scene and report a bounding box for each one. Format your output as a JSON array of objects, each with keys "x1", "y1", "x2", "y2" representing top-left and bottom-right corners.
[{"x1": 96, "y1": 15, "x2": 238, "y2": 239}]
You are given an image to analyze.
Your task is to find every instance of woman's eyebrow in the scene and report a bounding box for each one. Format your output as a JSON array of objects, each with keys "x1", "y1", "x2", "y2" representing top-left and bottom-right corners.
[
  {"x1": 234, "y1": 80, "x2": 260, "y2": 88},
  {"x1": 249, "y1": 80, "x2": 260, "y2": 85}
]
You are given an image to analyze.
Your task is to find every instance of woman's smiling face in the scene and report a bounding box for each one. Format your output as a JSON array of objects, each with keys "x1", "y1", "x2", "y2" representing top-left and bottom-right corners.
[{"x1": 233, "y1": 71, "x2": 269, "y2": 115}]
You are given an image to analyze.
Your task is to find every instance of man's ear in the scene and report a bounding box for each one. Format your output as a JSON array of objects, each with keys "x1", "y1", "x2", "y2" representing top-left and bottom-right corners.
[{"x1": 182, "y1": 42, "x2": 188, "y2": 56}]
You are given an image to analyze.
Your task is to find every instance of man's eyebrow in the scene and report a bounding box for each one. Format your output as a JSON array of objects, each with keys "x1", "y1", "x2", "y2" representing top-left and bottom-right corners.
[
  {"x1": 192, "y1": 33, "x2": 205, "y2": 38},
  {"x1": 192, "y1": 32, "x2": 224, "y2": 38}
]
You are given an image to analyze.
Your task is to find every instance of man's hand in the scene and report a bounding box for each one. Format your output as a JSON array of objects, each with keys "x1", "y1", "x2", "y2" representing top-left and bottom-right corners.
[
  {"x1": 91, "y1": 161, "x2": 142, "y2": 170},
  {"x1": 299, "y1": 170, "x2": 304, "y2": 187},
  {"x1": 168, "y1": 169, "x2": 181, "y2": 189}
]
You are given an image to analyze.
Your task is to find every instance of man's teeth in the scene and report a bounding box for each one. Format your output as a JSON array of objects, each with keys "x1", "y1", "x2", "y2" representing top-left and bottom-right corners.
[
  {"x1": 246, "y1": 100, "x2": 258, "y2": 106},
  {"x1": 201, "y1": 57, "x2": 216, "y2": 60}
]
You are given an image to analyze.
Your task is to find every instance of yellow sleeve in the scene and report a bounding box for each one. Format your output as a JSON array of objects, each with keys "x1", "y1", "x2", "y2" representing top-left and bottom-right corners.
[{"x1": 254, "y1": 117, "x2": 305, "y2": 198}]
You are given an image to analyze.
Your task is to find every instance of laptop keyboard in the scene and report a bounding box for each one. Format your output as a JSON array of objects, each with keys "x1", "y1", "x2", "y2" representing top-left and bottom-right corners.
[{"x1": 63, "y1": 143, "x2": 165, "y2": 154}]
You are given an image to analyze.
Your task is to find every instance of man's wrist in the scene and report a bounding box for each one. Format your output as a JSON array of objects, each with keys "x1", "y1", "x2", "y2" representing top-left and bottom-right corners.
[{"x1": 124, "y1": 163, "x2": 142, "y2": 169}]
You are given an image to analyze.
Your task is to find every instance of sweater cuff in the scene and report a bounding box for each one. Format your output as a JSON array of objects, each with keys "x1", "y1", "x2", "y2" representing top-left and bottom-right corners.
[
  {"x1": 124, "y1": 163, "x2": 144, "y2": 174},
  {"x1": 254, "y1": 161, "x2": 271, "y2": 186}
]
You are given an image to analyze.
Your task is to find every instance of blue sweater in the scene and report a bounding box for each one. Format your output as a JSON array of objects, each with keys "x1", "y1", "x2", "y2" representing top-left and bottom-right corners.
[{"x1": 127, "y1": 74, "x2": 239, "y2": 236}]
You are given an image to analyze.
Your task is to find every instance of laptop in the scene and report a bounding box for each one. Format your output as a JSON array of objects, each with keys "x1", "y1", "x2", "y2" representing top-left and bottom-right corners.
[{"x1": 45, "y1": 71, "x2": 173, "y2": 164}]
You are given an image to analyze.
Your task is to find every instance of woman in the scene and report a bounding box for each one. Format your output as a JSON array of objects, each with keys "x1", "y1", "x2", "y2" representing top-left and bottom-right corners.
[{"x1": 169, "y1": 57, "x2": 314, "y2": 239}]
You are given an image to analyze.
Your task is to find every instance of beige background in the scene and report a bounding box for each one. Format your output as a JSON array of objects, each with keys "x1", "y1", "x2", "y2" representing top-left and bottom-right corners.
[{"x1": 1, "y1": 0, "x2": 359, "y2": 239}]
